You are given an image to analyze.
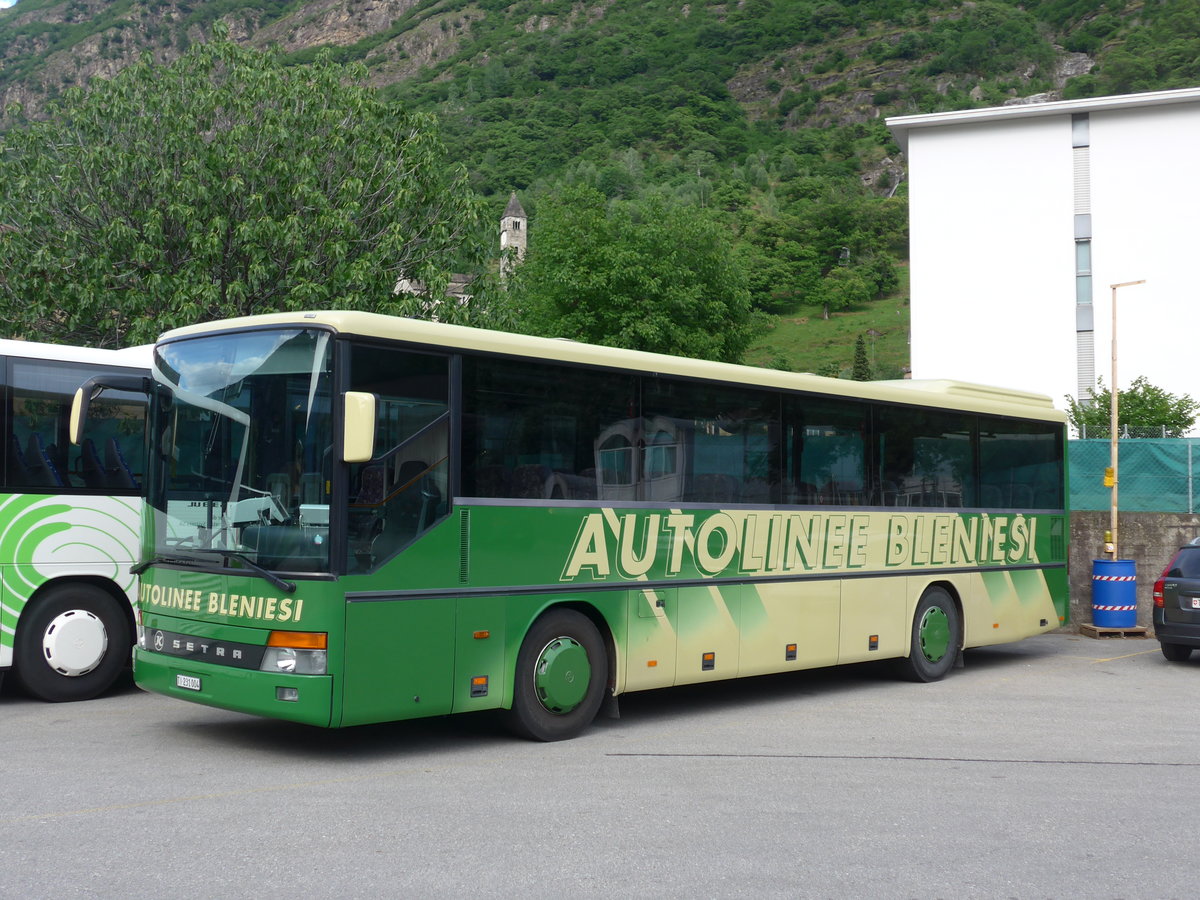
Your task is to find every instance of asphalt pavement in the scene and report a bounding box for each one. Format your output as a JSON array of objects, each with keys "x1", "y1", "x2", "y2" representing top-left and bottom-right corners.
[{"x1": 1, "y1": 632, "x2": 1195, "y2": 899}]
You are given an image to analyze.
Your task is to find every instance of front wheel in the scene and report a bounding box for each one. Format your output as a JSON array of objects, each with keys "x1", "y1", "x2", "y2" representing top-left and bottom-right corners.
[
  {"x1": 505, "y1": 608, "x2": 609, "y2": 742},
  {"x1": 898, "y1": 586, "x2": 960, "y2": 683},
  {"x1": 14, "y1": 584, "x2": 131, "y2": 702},
  {"x1": 1160, "y1": 642, "x2": 1193, "y2": 662}
]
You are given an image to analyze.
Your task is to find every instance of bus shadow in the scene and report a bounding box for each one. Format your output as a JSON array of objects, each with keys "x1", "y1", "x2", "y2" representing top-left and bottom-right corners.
[
  {"x1": 162, "y1": 640, "x2": 1056, "y2": 759},
  {"x1": 599, "y1": 639, "x2": 1063, "y2": 728},
  {"x1": 0, "y1": 666, "x2": 141, "y2": 702},
  {"x1": 167, "y1": 707, "x2": 516, "y2": 760}
]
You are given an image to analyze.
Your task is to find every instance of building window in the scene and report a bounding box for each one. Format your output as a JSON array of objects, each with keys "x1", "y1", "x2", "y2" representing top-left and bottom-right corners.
[
  {"x1": 1075, "y1": 240, "x2": 1091, "y2": 276},
  {"x1": 1071, "y1": 113, "x2": 1090, "y2": 148},
  {"x1": 1075, "y1": 239, "x2": 1093, "y2": 304}
]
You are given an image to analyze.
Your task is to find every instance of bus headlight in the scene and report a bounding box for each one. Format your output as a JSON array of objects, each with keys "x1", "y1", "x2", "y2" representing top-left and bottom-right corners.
[
  {"x1": 261, "y1": 646, "x2": 327, "y2": 675},
  {"x1": 260, "y1": 631, "x2": 328, "y2": 675}
]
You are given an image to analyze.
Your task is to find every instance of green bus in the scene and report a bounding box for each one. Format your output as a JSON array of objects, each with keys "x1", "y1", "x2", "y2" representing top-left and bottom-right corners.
[
  {"x1": 1, "y1": 338, "x2": 149, "y2": 701},
  {"x1": 103, "y1": 312, "x2": 1067, "y2": 740}
]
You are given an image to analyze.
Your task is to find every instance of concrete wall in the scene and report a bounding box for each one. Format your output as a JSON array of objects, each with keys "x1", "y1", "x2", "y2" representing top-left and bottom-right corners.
[{"x1": 1068, "y1": 510, "x2": 1200, "y2": 631}]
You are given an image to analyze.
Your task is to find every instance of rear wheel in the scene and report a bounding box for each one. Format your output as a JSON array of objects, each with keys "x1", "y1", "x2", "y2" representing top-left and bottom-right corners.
[
  {"x1": 899, "y1": 586, "x2": 960, "y2": 683},
  {"x1": 1160, "y1": 642, "x2": 1193, "y2": 662},
  {"x1": 505, "y1": 609, "x2": 608, "y2": 742},
  {"x1": 14, "y1": 584, "x2": 131, "y2": 702}
]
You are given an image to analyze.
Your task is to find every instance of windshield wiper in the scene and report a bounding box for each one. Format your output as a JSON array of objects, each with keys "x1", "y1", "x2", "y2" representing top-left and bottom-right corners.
[
  {"x1": 131, "y1": 554, "x2": 208, "y2": 576},
  {"x1": 132, "y1": 549, "x2": 296, "y2": 594},
  {"x1": 205, "y1": 549, "x2": 297, "y2": 594}
]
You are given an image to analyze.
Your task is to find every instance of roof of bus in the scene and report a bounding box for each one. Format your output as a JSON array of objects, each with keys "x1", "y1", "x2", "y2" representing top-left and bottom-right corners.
[
  {"x1": 0, "y1": 338, "x2": 153, "y2": 368},
  {"x1": 159, "y1": 311, "x2": 1066, "y2": 422}
]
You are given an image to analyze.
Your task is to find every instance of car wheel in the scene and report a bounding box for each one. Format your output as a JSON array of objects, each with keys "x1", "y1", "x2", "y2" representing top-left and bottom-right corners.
[{"x1": 1160, "y1": 642, "x2": 1193, "y2": 662}]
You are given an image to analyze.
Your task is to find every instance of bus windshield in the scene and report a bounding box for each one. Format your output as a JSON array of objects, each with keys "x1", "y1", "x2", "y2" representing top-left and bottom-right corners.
[{"x1": 149, "y1": 327, "x2": 333, "y2": 574}]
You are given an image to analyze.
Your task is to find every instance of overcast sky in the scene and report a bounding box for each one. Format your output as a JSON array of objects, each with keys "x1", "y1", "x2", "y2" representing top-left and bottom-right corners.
[{"x1": 0, "y1": 1, "x2": 17, "y2": 9}]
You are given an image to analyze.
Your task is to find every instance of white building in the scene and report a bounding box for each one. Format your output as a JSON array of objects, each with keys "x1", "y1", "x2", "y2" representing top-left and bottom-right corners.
[{"x1": 887, "y1": 87, "x2": 1200, "y2": 418}]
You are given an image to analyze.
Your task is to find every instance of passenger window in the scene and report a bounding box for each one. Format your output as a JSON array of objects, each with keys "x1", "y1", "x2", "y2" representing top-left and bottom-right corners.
[
  {"x1": 979, "y1": 418, "x2": 1064, "y2": 510},
  {"x1": 877, "y1": 408, "x2": 975, "y2": 508},
  {"x1": 460, "y1": 357, "x2": 636, "y2": 501},
  {"x1": 641, "y1": 378, "x2": 781, "y2": 504},
  {"x1": 6, "y1": 359, "x2": 145, "y2": 493},
  {"x1": 783, "y1": 396, "x2": 868, "y2": 506},
  {"x1": 344, "y1": 345, "x2": 449, "y2": 573}
]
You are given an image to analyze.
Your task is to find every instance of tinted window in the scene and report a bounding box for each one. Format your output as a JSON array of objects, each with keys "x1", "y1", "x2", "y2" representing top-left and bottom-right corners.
[
  {"x1": 877, "y1": 407, "x2": 975, "y2": 508},
  {"x1": 6, "y1": 358, "x2": 145, "y2": 493},
  {"x1": 979, "y1": 417, "x2": 1064, "y2": 509},
  {"x1": 461, "y1": 357, "x2": 636, "y2": 501},
  {"x1": 641, "y1": 377, "x2": 780, "y2": 504},
  {"x1": 783, "y1": 396, "x2": 868, "y2": 505},
  {"x1": 1172, "y1": 548, "x2": 1200, "y2": 579},
  {"x1": 345, "y1": 345, "x2": 449, "y2": 573}
]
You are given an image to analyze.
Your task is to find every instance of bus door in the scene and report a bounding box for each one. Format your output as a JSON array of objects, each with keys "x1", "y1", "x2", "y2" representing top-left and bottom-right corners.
[{"x1": 339, "y1": 342, "x2": 454, "y2": 726}]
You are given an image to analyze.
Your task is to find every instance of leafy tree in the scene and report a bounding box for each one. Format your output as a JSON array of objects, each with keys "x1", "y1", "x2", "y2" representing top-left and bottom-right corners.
[
  {"x1": 1066, "y1": 377, "x2": 1199, "y2": 438},
  {"x1": 506, "y1": 184, "x2": 757, "y2": 363},
  {"x1": 815, "y1": 266, "x2": 873, "y2": 320},
  {"x1": 0, "y1": 28, "x2": 489, "y2": 347}
]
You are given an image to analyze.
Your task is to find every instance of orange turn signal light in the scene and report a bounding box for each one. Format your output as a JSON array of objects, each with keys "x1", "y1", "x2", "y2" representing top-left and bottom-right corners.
[{"x1": 267, "y1": 631, "x2": 327, "y2": 650}]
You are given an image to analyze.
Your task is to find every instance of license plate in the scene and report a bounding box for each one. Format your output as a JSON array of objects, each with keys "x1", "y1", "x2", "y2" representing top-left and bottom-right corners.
[{"x1": 176, "y1": 674, "x2": 202, "y2": 691}]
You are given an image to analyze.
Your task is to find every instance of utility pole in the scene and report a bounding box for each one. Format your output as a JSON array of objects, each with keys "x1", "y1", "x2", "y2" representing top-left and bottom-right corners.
[{"x1": 1107, "y1": 279, "x2": 1146, "y2": 559}]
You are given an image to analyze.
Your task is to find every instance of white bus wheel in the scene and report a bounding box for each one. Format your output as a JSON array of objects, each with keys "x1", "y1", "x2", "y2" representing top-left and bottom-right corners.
[{"x1": 14, "y1": 584, "x2": 130, "y2": 702}]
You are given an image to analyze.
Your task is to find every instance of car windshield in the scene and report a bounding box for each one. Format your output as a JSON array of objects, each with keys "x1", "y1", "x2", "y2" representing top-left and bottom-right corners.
[{"x1": 149, "y1": 327, "x2": 334, "y2": 574}]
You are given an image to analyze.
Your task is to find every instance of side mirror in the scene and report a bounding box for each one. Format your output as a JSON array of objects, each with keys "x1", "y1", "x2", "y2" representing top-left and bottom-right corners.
[
  {"x1": 70, "y1": 374, "x2": 151, "y2": 445},
  {"x1": 343, "y1": 392, "x2": 377, "y2": 463},
  {"x1": 69, "y1": 386, "x2": 91, "y2": 446}
]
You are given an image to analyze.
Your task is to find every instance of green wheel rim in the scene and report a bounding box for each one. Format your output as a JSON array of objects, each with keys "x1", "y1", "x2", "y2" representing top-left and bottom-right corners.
[
  {"x1": 533, "y1": 636, "x2": 590, "y2": 714},
  {"x1": 918, "y1": 606, "x2": 951, "y2": 664}
]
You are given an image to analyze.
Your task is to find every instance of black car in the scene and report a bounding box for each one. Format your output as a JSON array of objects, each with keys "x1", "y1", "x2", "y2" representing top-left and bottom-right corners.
[{"x1": 1154, "y1": 539, "x2": 1200, "y2": 661}]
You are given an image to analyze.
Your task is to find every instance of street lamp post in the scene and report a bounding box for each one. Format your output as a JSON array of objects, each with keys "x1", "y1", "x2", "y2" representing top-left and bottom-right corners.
[{"x1": 1108, "y1": 279, "x2": 1146, "y2": 560}]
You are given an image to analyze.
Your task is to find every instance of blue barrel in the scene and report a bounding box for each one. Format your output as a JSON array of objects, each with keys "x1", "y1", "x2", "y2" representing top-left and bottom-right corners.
[{"x1": 1091, "y1": 559, "x2": 1138, "y2": 627}]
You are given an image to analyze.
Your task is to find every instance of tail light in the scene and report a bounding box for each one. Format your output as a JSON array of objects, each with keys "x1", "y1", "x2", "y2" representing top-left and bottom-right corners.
[{"x1": 1154, "y1": 551, "x2": 1182, "y2": 608}]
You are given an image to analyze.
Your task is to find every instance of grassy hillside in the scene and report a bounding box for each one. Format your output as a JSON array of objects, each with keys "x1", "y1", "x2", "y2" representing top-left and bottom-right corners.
[{"x1": 746, "y1": 266, "x2": 910, "y2": 379}]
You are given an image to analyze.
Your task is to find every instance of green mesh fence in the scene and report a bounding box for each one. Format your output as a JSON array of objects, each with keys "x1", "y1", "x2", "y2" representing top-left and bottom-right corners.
[{"x1": 1070, "y1": 440, "x2": 1200, "y2": 513}]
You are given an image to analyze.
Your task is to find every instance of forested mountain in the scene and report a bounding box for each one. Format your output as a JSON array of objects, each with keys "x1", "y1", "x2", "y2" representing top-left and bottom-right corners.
[{"x1": 3, "y1": 0, "x2": 1200, "y2": 370}]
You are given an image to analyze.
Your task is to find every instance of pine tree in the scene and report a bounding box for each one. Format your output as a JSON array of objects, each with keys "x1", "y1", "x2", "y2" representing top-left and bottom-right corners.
[{"x1": 852, "y1": 334, "x2": 872, "y2": 381}]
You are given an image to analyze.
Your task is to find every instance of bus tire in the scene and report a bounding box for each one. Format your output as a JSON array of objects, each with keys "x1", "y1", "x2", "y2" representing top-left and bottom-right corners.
[
  {"x1": 13, "y1": 583, "x2": 131, "y2": 702},
  {"x1": 505, "y1": 608, "x2": 608, "y2": 742},
  {"x1": 898, "y1": 586, "x2": 960, "y2": 683}
]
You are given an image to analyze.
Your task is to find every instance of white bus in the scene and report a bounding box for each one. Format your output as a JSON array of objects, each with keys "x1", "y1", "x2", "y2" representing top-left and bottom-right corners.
[{"x1": 0, "y1": 339, "x2": 150, "y2": 701}]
